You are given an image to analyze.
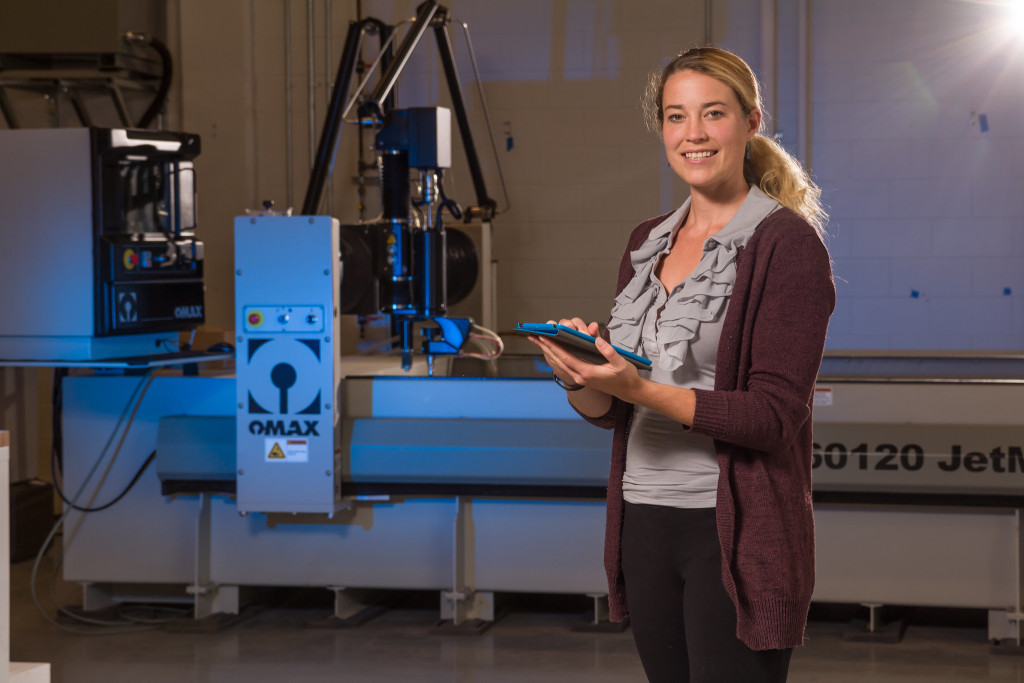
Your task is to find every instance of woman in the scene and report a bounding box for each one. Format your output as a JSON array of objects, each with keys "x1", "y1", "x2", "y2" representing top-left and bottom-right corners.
[{"x1": 529, "y1": 47, "x2": 834, "y2": 682}]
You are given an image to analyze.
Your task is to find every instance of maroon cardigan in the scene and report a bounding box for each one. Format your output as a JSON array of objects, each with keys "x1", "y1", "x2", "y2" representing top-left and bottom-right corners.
[{"x1": 582, "y1": 206, "x2": 835, "y2": 650}]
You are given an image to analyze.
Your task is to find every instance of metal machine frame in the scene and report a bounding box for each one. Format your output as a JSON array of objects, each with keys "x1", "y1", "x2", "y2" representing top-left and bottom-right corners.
[{"x1": 301, "y1": 1, "x2": 500, "y2": 366}]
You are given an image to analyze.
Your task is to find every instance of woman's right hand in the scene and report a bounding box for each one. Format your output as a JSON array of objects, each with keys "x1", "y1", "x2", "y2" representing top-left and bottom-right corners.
[
  {"x1": 527, "y1": 316, "x2": 616, "y2": 417},
  {"x1": 540, "y1": 318, "x2": 600, "y2": 387}
]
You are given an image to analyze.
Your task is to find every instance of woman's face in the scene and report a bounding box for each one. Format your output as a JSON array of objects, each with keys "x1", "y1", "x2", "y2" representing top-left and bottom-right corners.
[{"x1": 661, "y1": 69, "x2": 760, "y2": 197}]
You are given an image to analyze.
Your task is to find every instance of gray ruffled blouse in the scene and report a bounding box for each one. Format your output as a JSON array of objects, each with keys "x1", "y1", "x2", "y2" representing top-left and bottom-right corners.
[{"x1": 607, "y1": 186, "x2": 781, "y2": 372}]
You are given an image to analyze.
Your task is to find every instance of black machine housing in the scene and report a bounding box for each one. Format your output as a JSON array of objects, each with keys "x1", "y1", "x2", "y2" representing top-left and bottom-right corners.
[{"x1": 92, "y1": 128, "x2": 205, "y2": 336}]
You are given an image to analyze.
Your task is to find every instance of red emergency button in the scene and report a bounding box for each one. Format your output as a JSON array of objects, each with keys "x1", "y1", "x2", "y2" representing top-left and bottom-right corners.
[
  {"x1": 248, "y1": 310, "x2": 264, "y2": 327},
  {"x1": 123, "y1": 249, "x2": 138, "y2": 270}
]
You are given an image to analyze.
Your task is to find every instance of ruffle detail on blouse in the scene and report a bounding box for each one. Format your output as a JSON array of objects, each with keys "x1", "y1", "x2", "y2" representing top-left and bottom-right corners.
[
  {"x1": 607, "y1": 205, "x2": 686, "y2": 353},
  {"x1": 607, "y1": 187, "x2": 780, "y2": 372},
  {"x1": 649, "y1": 242, "x2": 739, "y2": 370},
  {"x1": 607, "y1": 237, "x2": 668, "y2": 352}
]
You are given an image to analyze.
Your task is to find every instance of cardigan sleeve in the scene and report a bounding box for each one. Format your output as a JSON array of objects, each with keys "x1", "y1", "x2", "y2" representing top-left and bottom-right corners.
[{"x1": 690, "y1": 228, "x2": 835, "y2": 452}]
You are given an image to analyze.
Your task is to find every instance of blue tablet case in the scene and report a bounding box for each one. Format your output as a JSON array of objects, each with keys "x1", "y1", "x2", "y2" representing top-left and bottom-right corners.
[{"x1": 514, "y1": 323, "x2": 652, "y2": 369}]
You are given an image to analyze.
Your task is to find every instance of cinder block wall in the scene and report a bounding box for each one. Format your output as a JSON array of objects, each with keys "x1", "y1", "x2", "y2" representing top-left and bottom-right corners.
[{"x1": 808, "y1": 0, "x2": 1024, "y2": 349}]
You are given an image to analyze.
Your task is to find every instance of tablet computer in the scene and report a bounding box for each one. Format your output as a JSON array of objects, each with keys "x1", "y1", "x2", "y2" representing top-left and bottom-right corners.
[{"x1": 514, "y1": 323, "x2": 652, "y2": 369}]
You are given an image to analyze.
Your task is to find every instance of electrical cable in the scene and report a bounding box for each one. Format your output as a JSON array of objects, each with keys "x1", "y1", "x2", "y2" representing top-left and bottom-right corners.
[
  {"x1": 124, "y1": 32, "x2": 174, "y2": 129},
  {"x1": 457, "y1": 323, "x2": 504, "y2": 360},
  {"x1": 436, "y1": 176, "x2": 464, "y2": 229},
  {"x1": 50, "y1": 371, "x2": 157, "y2": 513},
  {"x1": 64, "y1": 373, "x2": 157, "y2": 543},
  {"x1": 51, "y1": 368, "x2": 67, "y2": 475},
  {"x1": 118, "y1": 604, "x2": 192, "y2": 624},
  {"x1": 31, "y1": 370, "x2": 187, "y2": 633},
  {"x1": 62, "y1": 451, "x2": 156, "y2": 514}
]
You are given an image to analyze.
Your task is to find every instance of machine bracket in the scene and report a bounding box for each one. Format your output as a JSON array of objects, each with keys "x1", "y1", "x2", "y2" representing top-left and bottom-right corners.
[
  {"x1": 190, "y1": 492, "x2": 240, "y2": 620},
  {"x1": 436, "y1": 590, "x2": 496, "y2": 635},
  {"x1": 305, "y1": 586, "x2": 391, "y2": 629},
  {"x1": 78, "y1": 582, "x2": 117, "y2": 613},
  {"x1": 570, "y1": 593, "x2": 629, "y2": 633},
  {"x1": 990, "y1": 509, "x2": 1024, "y2": 654},
  {"x1": 841, "y1": 603, "x2": 906, "y2": 643},
  {"x1": 434, "y1": 496, "x2": 497, "y2": 633}
]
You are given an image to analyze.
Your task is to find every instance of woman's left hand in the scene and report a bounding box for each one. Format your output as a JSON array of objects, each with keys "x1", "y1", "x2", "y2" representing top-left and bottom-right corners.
[{"x1": 530, "y1": 320, "x2": 644, "y2": 403}]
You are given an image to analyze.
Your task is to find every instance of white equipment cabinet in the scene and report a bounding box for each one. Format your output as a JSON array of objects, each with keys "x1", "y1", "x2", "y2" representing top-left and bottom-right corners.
[{"x1": 2, "y1": 430, "x2": 51, "y2": 682}]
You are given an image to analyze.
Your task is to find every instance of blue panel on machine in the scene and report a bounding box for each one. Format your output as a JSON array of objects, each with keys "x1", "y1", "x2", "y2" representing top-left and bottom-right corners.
[
  {"x1": 156, "y1": 414, "x2": 235, "y2": 484},
  {"x1": 349, "y1": 418, "x2": 611, "y2": 486}
]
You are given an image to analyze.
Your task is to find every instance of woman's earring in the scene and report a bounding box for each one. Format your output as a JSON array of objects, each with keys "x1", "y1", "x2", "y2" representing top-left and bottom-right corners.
[{"x1": 745, "y1": 141, "x2": 752, "y2": 160}]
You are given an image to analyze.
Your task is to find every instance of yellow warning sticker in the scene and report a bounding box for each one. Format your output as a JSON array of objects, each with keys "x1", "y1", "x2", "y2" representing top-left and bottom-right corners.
[{"x1": 264, "y1": 438, "x2": 308, "y2": 463}]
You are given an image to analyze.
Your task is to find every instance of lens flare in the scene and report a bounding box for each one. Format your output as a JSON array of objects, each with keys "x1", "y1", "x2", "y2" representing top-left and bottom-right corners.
[{"x1": 1008, "y1": 0, "x2": 1024, "y2": 34}]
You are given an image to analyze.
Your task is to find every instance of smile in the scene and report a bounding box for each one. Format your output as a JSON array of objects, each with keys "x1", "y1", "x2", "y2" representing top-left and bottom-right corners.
[{"x1": 684, "y1": 151, "x2": 716, "y2": 159}]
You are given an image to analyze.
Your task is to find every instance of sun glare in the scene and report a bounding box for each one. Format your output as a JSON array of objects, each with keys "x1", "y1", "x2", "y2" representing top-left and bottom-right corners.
[{"x1": 1001, "y1": 0, "x2": 1024, "y2": 36}]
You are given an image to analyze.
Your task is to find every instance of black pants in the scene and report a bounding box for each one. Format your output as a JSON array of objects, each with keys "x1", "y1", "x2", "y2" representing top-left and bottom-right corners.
[{"x1": 621, "y1": 502, "x2": 793, "y2": 683}]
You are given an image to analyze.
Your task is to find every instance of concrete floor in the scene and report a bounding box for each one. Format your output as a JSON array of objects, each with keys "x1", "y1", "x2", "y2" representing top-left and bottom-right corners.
[{"x1": 11, "y1": 553, "x2": 1024, "y2": 683}]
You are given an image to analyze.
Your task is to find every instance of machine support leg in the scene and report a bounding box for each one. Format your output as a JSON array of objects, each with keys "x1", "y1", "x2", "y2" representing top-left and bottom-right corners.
[
  {"x1": 865, "y1": 603, "x2": 882, "y2": 633},
  {"x1": 330, "y1": 587, "x2": 369, "y2": 620},
  {"x1": 569, "y1": 593, "x2": 628, "y2": 633},
  {"x1": 991, "y1": 509, "x2": 1024, "y2": 653},
  {"x1": 1015, "y1": 508, "x2": 1024, "y2": 647},
  {"x1": 300, "y1": 586, "x2": 390, "y2": 629},
  {"x1": 80, "y1": 583, "x2": 116, "y2": 613},
  {"x1": 438, "y1": 496, "x2": 495, "y2": 632},
  {"x1": 588, "y1": 593, "x2": 609, "y2": 626},
  {"x1": 842, "y1": 602, "x2": 905, "y2": 643},
  {"x1": 187, "y1": 493, "x2": 239, "y2": 620}
]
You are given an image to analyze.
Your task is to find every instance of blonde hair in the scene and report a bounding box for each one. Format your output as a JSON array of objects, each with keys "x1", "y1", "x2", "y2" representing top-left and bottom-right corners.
[{"x1": 643, "y1": 46, "x2": 827, "y2": 235}]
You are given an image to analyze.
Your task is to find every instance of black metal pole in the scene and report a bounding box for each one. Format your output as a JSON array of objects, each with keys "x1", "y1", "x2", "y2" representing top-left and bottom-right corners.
[
  {"x1": 360, "y1": 18, "x2": 396, "y2": 113},
  {"x1": 361, "y1": 0, "x2": 439, "y2": 123},
  {"x1": 434, "y1": 20, "x2": 495, "y2": 218},
  {"x1": 0, "y1": 87, "x2": 20, "y2": 129},
  {"x1": 301, "y1": 20, "x2": 363, "y2": 215}
]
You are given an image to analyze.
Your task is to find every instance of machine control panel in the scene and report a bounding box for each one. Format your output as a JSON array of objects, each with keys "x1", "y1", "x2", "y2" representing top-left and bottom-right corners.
[
  {"x1": 118, "y1": 241, "x2": 203, "y2": 275},
  {"x1": 235, "y1": 215, "x2": 341, "y2": 514},
  {"x1": 243, "y1": 306, "x2": 325, "y2": 333}
]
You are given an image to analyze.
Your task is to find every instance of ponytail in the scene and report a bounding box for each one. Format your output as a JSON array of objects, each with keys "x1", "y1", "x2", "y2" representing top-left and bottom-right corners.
[{"x1": 745, "y1": 134, "x2": 827, "y2": 235}]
